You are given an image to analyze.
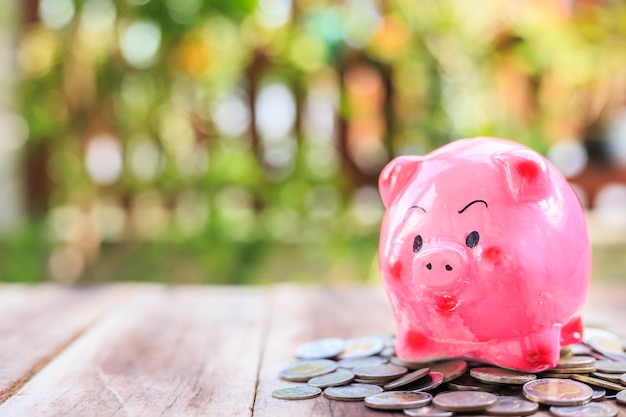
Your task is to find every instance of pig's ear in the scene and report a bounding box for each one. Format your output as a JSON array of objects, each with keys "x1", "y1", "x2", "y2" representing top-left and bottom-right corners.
[
  {"x1": 379, "y1": 156, "x2": 424, "y2": 208},
  {"x1": 492, "y1": 149, "x2": 550, "y2": 201}
]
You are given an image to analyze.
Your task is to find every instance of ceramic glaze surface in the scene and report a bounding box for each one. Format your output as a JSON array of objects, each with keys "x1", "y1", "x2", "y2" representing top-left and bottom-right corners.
[{"x1": 378, "y1": 137, "x2": 590, "y2": 372}]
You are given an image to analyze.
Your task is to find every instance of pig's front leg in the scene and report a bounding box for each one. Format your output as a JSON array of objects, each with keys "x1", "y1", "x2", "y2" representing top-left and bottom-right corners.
[{"x1": 485, "y1": 327, "x2": 562, "y2": 372}]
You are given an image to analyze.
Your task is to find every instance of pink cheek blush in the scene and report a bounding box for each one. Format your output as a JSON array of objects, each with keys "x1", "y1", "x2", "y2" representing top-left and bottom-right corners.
[{"x1": 378, "y1": 137, "x2": 590, "y2": 372}]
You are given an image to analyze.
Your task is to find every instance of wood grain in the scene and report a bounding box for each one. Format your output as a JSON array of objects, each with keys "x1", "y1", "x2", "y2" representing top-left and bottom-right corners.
[
  {"x1": 0, "y1": 285, "x2": 269, "y2": 417},
  {"x1": 0, "y1": 283, "x2": 623, "y2": 417},
  {"x1": 0, "y1": 284, "x2": 130, "y2": 403}
]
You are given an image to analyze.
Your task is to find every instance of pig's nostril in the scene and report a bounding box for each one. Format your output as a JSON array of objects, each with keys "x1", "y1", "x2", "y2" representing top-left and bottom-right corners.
[
  {"x1": 426, "y1": 263, "x2": 432, "y2": 270},
  {"x1": 445, "y1": 264, "x2": 453, "y2": 271}
]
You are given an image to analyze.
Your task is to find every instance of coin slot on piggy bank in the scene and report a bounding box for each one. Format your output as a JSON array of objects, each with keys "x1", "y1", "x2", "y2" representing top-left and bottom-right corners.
[{"x1": 378, "y1": 137, "x2": 590, "y2": 372}]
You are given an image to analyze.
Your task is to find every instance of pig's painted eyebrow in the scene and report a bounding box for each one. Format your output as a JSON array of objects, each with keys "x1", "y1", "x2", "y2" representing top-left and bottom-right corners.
[
  {"x1": 403, "y1": 205, "x2": 427, "y2": 222},
  {"x1": 458, "y1": 199, "x2": 488, "y2": 214}
]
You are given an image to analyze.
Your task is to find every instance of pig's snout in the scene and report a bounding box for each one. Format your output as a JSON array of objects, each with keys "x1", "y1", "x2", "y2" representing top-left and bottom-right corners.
[{"x1": 413, "y1": 245, "x2": 468, "y2": 288}]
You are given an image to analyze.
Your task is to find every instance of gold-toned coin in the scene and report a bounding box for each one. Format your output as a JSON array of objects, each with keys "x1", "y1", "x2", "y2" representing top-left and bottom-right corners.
[
  {"x1": 432, "y1": 390, "x2": 498, "y2": 412},
  {"x1": 307, "y1": 368, "x2": 354, "y2": 388},
  {"x1": 427, "y1": 360, "x2": 468, "y2": 383},
  {"x1": 323, "y1": 383, "x2": 383, "y2": 401},
  {"x1": 570, "y1": 373, "x2": 626, "y2": 391},
  {"x1": 549, "y1": 402, "x2": 618, "y2": 417},
  {"x1": 364, "y1": 391, "x2": 433, "y2": 410},
  {"x1": 354, "y1": 363, "x2": 408, "y2": 380},
  {"x1": 593, "y1": 360, "x2": 626, "y2": 374},
  {"x1": 272, "y1": 385, "x2": 322, "y2": 400},
  {"x1": 403, "y1": 405, "x2": 453, "y2": 416},
  {"x1": 560, "y1": 346, "x2": 574, "y2": 359},
  {"x1": 384, "y1": 367, "x2": 430, "y2": 390},
  {"x1": 337, "y1": 355, "x2": 387, "y2": 369},
  {"x1": 296, "y1": 337, "x2": 345, "y2": 360},
  {"x1": 484, "y1": 395, "x2": 539, "y2": 416},
  {"x1": 522, "y1": 378, "x2": 592, "y2": 406},
  {"x1": 470, "y1": 367, "x2": 537, "y2": 385},
  {"x1": 279, "y1": 359, "x2": 338, "y2": 382},
  {"x1": 338, "y1": 336, "x2": 384, "y2": 359}
]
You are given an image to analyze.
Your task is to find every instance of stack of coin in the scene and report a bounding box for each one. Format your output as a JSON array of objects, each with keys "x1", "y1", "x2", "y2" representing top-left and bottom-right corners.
[
  {"x1": 541, "y1": 355, "x2": 596, "y2": 376},
  {"x1": 272, "y1": 330, "x2": 626, "y2": 414},
  {"x1": 353, "y1": 363, "x2": 408, "y2": 385}
]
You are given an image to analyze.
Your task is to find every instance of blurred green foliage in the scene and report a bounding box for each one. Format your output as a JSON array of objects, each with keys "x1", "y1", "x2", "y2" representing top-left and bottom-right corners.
[{"x1": 8, "y1": 0, "x2": 626, "y2": 283}]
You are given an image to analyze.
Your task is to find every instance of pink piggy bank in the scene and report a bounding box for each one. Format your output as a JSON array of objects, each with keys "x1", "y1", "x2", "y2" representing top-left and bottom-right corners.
[{"x1": 378, "y1": 137, "x2": 590, "y2": 372}]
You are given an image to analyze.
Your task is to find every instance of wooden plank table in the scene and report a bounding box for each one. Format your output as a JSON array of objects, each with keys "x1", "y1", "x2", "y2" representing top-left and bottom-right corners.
[{"x1": 0, "y1": 282, "x2": 624, "y2": 416}]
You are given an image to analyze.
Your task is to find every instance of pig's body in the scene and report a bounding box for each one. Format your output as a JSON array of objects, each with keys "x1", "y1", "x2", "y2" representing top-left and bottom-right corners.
[{"x1": 378, "y1": 137, "x2": 590, "y2": 372}]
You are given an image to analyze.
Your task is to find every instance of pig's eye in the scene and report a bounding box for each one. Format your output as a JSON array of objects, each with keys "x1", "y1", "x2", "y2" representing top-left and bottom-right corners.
[
  {"x1": 413, "y1": 235, "x2": 423, "y2": 253},
  {"x1": 466, "y1": 231, "x2": 480, "y2": 248}
]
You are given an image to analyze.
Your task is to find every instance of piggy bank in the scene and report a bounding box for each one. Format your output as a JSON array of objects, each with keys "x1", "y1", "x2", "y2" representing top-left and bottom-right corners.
[{"x1": 378, "y1": 137, "x2": 590, "y2": 372}]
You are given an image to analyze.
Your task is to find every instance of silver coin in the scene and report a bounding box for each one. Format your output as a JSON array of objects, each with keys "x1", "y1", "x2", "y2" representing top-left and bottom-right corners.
[
  {"x1": 484, "y1": 395, "x2": 539, "y2": 416},
  {"x1": 323, "y1": 383, "x2": 383, "y2": 401},
  {"x1": 391, "y1": 356, "x2": 432, "y2": 370},
  {"x1": 338, "y1": 336, "x2": 385, "y2": 359},
  {"x1": 381, "y1": 346, "x2": 396, "y2": 357},
  {"x1": 547, "y1": 366, "x2": 597, "y2": 375},
  {"x1": 570, "y1": 344, "x2": 594, "y2": 356},
  {"x1": 272, "y1": 385, "x2": 322, "y2": 400},
  {"x1": 364, "y1": 391, "x2": 433, "y2": 410},
  {"x1": 432, "y1": 390, "x2": 498, "y2": 412},
  {"x1": 591, "y1": 389, "x2": 606, "y2": 401},
  {"x1": 616, "y1": 390, "x2": 626, "y2": 405},
  {"x1": 470, "y1": 367, "x2": 537, "y2": 385},
  {"x1": 354, "y1": 363, "x2": 408, "y2": 380},
  {"x1": 404, "y1": 371, "x2": 445, "y2": 392},
  {"x1": 427, "y1": 360, "x2": 468, "y2": 383},
  {"x1": 447, "y1": 373, "x2": 500, "y2": 392},
  {"x1": 522, "y1": 378, "x2": 592, "y2": 406},
  {"x1": 556, "y1": 356, "x2": 596, "y2": 369},
  {"x1": 279, "y1": 359, "x2": 338, "y2": 382},
  {"x1": 591, "y1": 372, "x2": 622, "y2": 383},
  {"x1": 593, "y1": 360, "x2": 626, "y2": 374},
  {"x1": 337, "y1": 355, "x2": 388, "y2": 369},
  {"x1": 307, "y1": 368, "x2": 355, "y2": 388},
  {"x1": 571, "y1": 374, "x2": 626, "y2": 391},
  {"x1": 354, "y1": 377, "x2": 394, "y2": 386},
  {"x1": 584, "y1": 328, "x2": 626, "y2": 360},
  {"x1": 384, "y1": 367, "x2": 430, "y2": 390},
  {"x1": 403, "y1": 405, "x2": 454, "y2": 417},
  {"x1": 549, "y1": 402, "x2": 618, "y2": 417},
  {"x1": 296, "y1": 338, "x2": 345, "y2": 360}
]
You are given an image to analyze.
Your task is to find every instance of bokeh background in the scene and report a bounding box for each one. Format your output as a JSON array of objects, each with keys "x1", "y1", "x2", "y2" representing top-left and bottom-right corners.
[{"x1": 1, "y1": 0, "x2": 626, "y2": 284}]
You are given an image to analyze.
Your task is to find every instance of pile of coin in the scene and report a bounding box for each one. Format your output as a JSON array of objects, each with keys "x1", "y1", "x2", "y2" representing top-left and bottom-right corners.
[{"x1": 273, "y1": 331, "x2": 626, "y2": 416}]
